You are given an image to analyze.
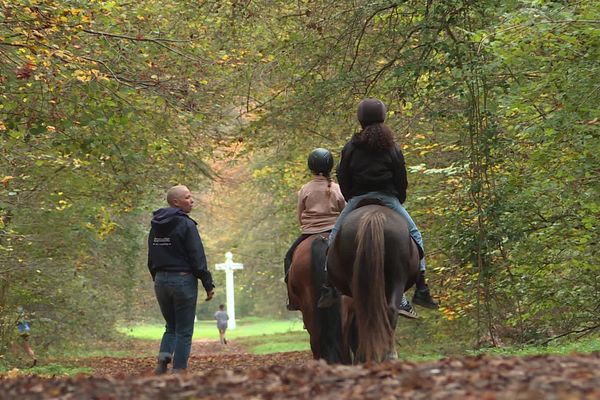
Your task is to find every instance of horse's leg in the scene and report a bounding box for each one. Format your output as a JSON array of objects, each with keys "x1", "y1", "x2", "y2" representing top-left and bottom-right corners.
[
  {"x1": 348, "y1": 311, "x2": 359, "y2": 364},
  {"x1": 289, "y1": 253, "x2": 319, "y2": 359},
  {"x1": 384, "y1": 279, "x2": 406, "y2": 360},
  {"x1": 385, "y1": 305, "x2": 399, "y2": 360},
  {"x1": 300, "y1": 291, "x2": 320, "y2": 359},
  {"x1": 339, "y1": 295, "x2": 354, "y2": 364},
  {"x1": 388, "y1": 277, "x2": 406, "y2": 315}
]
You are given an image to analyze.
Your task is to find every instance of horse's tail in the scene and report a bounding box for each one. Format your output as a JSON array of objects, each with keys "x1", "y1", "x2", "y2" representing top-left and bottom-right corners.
[
  {"x1": 311, "y1": 235, "x2": 344, "y2": 364},
  {"x1": 352, "y1": 210, "x2": 393, "y2": 362}
]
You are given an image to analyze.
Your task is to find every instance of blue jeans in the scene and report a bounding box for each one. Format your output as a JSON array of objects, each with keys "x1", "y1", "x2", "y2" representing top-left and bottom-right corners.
[
  {"x1": 154, "y1": 272, "x2": 198, "y2": 369},
  {"x1": 329, "y1": 191, "x2": 426, "y2": 271}
]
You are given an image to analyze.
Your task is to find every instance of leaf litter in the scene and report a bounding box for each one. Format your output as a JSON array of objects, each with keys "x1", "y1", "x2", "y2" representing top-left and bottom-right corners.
[{"x1": 1, "y1": 341, "x2": 599, "y2": 399}]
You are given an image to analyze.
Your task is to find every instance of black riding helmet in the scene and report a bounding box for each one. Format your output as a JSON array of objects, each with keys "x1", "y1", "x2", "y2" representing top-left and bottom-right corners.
[
  {"x1": 307, "y1": 148, "x2": 334, "y2": 175},
  {"x1": 357, "y1": 98, "x2": 387, "y2": 127}
]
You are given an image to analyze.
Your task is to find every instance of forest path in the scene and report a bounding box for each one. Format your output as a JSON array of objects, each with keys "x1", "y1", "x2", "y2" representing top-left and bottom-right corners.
[
  {"x1": 82, "y1": 339, "x2": 311, "y2": 376},
  {"x1": 2, "y1": 340, "x2": 600, "y2": 399}
]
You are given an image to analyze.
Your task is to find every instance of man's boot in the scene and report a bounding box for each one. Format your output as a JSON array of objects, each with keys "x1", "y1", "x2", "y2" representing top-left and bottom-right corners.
[
  {"x1": 412, "y1": 270, "x2": 439, "y2": 309},
  {"x1": 154, "y1": 355, "x2": 171, "y2": 375}
]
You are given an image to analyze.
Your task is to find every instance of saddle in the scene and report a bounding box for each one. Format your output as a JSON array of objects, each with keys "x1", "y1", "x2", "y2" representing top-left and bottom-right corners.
[
  {"x1": 355, "y1": 198, "x2": 386, "y2": 208},
  {"x1": 354, "y1": 198, "x2": 424, "y2": 259}
]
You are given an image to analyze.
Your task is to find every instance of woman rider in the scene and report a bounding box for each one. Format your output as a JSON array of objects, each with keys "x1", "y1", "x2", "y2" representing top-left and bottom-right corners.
[{"x1": 322, "y1": 98, "x2": 438, "y2": 317}]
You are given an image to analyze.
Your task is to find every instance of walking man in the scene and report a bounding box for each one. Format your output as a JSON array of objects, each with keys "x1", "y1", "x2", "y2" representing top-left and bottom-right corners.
[{"x1": 148, "y1": 185, "x2": 215, "y2": 374}]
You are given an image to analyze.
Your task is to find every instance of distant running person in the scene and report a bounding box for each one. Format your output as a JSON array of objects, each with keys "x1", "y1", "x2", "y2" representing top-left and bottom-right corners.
[
  {"x1": 13, "y1": 306, "x2": 37, "y2": 367},
  {"x1": 214, "y1": 304, "x2": 229, "y2": 344}
]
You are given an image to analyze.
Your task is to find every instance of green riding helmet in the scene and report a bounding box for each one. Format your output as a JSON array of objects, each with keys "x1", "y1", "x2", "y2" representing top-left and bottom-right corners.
[
  {"x1": 357, "y1": 98, "x2": 387, "y2": 127},
  {"x1": 308, "y1": 148, "x2": 334, "y2": 175}
]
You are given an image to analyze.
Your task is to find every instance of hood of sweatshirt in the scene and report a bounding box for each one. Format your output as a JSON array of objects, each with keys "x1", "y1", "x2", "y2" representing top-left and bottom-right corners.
[{"x1": 151, "y1": 207, "x2": 190, "y2": 226}]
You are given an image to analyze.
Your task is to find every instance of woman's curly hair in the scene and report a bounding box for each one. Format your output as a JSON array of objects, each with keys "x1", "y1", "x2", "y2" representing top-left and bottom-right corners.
[{"x1": 353, "y1": 123, "x2": 395, "y2": 151}]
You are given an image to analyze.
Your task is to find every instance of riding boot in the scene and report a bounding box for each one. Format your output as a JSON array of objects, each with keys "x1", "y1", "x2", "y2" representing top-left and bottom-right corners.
[
  {"x1": 283, "y1": 256, "x2": 291, "y2": 284},
  {"x1": 412, "y1": 270, "x2": 439, "y2": 309},
  {"x1": 284, "y1": 256, "x2": 300, "y2": 310}
]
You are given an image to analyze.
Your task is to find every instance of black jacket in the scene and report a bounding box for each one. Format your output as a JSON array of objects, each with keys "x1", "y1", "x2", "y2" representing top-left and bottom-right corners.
[
  {"x1": 336, "y1": 138, "x2": 408, "y2": 203},
  {"x1": 147, "y1": 207, "x2": 214, "y2": 292}
]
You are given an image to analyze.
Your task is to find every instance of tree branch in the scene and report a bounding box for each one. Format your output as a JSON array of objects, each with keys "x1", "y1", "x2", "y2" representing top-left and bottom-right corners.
[
  {"x1": 477, "y1": 19, "x2": 600, "y2": 55},
  {"x1": 540, "y1": 323, "x2": 600, "y2": 346},
  {"x1": 82, "y1": 29, "x2": 209, "y2": 64},
  {"x1": 349, "y1": 1, "x2": 408, "y2": 71},
  {"x1": 82, "y1": 29, "x2": 190, "y2": 43}
]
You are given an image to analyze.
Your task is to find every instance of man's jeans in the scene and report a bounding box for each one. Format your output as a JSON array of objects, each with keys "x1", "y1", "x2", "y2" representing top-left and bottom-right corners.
[
  {"x1": 154, "y1": 272, "x2": 198, "y2": 369},
  {"x1": 329, "y1": 191, "x2": 426, "y2": 271}
]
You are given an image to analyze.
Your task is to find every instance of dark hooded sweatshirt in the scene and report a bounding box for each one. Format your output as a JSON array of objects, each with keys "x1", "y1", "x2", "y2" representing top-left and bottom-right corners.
[
  {"x1": 336, "y1": 138, "x2": 408, "y2": 203},
  {"x1": 147, "y1": 207, "x2": 214, "y2": 292}
]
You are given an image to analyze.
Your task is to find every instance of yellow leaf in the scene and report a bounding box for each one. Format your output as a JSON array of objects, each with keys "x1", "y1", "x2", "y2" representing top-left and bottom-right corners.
[
  {"x1": 7, "y1": 368, "x2": 20, "y2": 378},
  {"x1": 1, "y1": 176, "x2": 13, "y2": 188}
]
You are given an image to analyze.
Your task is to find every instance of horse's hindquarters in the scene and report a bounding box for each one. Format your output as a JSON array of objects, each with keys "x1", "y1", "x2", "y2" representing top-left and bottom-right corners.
[
  {"x1": 327, "y1": 205, "x2": 420, "y2": 363},
  {"x1": 288, "y1": 234, "x2": 344, "y2": 363}
]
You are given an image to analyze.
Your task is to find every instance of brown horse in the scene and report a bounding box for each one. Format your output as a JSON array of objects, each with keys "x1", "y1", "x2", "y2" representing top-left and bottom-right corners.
[
  {"x1": 287, "y1": 233, "x2": 345, "y2": 363},
  {"x1": 327, "y1": 204, "x2": 420, "y2": 363}
]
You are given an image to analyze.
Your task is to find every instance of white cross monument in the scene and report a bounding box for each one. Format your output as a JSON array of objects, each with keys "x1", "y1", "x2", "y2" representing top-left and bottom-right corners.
[{"x1": 215, "y1": 252, "x2": 244, "y2": 329}]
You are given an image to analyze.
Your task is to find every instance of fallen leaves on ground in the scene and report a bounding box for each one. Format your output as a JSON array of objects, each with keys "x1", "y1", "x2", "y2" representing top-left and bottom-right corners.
[{"x1": 1, "y1": 341, "x2": 600, "y2": 399}]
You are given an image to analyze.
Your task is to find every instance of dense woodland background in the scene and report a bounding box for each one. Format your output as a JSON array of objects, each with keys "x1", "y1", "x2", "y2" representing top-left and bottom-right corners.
[{"x1": 1, "y1": 0, "x2": 598, "y2": 357}]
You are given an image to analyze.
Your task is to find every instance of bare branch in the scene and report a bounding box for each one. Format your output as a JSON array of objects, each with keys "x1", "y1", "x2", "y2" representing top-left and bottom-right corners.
[
  {"x1": 82, "y1": 29, "x2": 209, "y2": 64},
  {"x1": 349, "y1": 1, "x2": 408, "y2": 72},
  {"x1": 540, "y1": 323, "x2": 600, "y2": 346},
  {"x1": 82, "y1": 29, "x2": 190, "y2": 43}
]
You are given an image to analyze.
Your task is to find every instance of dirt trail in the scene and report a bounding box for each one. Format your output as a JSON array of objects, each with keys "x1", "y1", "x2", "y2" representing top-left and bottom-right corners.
[
  {"x1": 80, "y1": 339, "x2": 312, "y2": 376},
  {"x1": 1, "y1": 340, "x2": 600, "y2": 399}
]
